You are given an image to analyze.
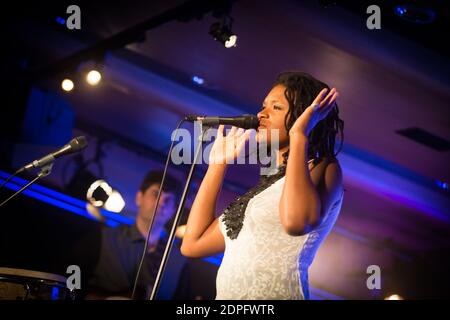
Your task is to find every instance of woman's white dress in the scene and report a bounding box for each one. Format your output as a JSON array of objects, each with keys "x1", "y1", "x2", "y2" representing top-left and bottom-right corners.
[{"x1": 216, "y1": 166, "x2": 344, "y2": 300}]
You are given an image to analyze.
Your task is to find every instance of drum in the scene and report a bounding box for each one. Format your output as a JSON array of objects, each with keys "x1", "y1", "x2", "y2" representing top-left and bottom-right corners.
[{"x1": 0, "y1": 267, "x2": 74, "y2": 300}]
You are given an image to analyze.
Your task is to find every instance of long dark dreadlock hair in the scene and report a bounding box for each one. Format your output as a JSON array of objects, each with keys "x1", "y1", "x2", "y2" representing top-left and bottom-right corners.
[
  {"x1": 274, "y1": 71, "x2": 344, "y2": 164},
  {"x1": 221, "y1": 71, "x2": 345, "y2": 240}
]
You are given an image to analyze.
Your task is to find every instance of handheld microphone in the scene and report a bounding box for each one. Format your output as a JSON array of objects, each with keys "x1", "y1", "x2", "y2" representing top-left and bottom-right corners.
[
  {"x1": 17, "y1": 136, "x2": 88, "y2": 173},
  {"x1": 185, "y1": 114, "x2": 259, "y2": 129}
]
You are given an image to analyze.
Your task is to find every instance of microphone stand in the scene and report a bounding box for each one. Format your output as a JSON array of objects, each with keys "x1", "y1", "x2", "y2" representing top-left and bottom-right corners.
[
  {"x1": 149, "y1": 124, "x2": 210, "y2": 300},
  {"x1": 0, "y1": 163, "x2": 53, "y2": 208}
]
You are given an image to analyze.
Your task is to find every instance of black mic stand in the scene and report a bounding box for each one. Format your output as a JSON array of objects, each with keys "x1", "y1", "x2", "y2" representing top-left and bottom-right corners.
[
  {"x1": 149, "y1": 123, "x2": 210, "y2": 300},
  {"x1": 0, "y1": 163, "x2": 53, "y2": 208}
]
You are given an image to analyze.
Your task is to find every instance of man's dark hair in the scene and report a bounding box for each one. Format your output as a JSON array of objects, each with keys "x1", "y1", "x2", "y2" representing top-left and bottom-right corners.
[{"x1": 139, "y1": 170, "x2": 180, "y2": 198}]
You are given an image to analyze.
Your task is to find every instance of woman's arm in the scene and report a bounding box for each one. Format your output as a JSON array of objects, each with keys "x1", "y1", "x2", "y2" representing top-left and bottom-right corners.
[
  {"x1": 279, "y1": 133, "x2": 343, "y2": 236},
  {"x1": 180, "y1": 125, "x2": 251, "y2": 257},
  {"x1": 279, "y1": 88, "x2": 342, "y2": 236},
  {"x1": 180, "y1": 164, "x2": 226, "y2": 258},
  {"x1": 279, "y1": 133, "x2": 321, "y2": 236}
]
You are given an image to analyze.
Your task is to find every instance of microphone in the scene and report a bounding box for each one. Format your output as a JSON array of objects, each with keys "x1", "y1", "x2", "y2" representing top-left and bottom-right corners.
[
  {"x1": 185, "y1": 114, "x2": 259, "y2": 129},
  {"x1": 17, "y1": 136, "x2": 88, "y2": 173}
]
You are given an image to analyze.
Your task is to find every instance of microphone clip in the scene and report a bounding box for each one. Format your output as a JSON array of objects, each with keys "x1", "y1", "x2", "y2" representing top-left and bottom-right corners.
[{"x1": 38, "y1": 163, "x2": 54, "y2": 178}]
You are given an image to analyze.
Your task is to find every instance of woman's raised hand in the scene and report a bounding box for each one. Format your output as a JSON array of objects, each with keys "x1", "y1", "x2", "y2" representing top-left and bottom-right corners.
[
  {"x1": 289, "y1": 87, "x2": 339, "y2": 138},
  {"x1": 208, "y1": 125, "x2": 252, "y2": 165}
]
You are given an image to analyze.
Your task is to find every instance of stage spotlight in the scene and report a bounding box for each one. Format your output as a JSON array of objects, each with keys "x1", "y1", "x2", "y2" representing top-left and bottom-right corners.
[
  {"x1": 56, "y1": 17, "x2": 66, "y2": 25},
  {"x1": 394, "y1": 4, "x2": 436, "y2": 24},
  {"x1": 86, "y1": 70, "x2": 102, "y2": 86},
  {"x1": 436, "y1": 180, "x2": 449, "y2": 190},
  {"x1": 385, "y1": 294, "x2": 403, "y2": 300},
  {"x1": 192, "y1": 75, "x2": 205, "y2": 85},
  {"x1": 86, "y1": 179, "x2": 125, "y2": 213},
  {"x1": 61, "y1": 79, "x2": 74, "y2": 92},
  {"x1": 209, "y1": 21, "x2": 237, "y2": 48},
  {"x1": 104, "y1": 190, "x2": 126, "y2": 213}
]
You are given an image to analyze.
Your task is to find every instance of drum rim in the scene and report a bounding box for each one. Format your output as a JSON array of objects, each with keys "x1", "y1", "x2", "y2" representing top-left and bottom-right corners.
[{"x1": 0, "y1": 267, "x2": 67, "y2": 284}]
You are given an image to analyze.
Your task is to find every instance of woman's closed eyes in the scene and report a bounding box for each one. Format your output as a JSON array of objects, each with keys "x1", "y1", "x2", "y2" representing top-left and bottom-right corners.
[{"x1": 261, "y1": 105, "x2": 283, "y2": 111}]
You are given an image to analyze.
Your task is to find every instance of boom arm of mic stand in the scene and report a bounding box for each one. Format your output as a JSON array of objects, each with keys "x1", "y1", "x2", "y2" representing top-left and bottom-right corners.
[
  {"x1": 0, "y1": 163, "x2": 53, "y2": 208},
  {"x1": 149, "y1": 125, "x2": 210, "y2": 300}
]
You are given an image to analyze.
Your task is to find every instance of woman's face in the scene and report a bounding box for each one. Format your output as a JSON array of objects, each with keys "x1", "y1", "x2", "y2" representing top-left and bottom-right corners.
[{"x1": 256, "y1": 84, "x2": 290, "y2": 149}]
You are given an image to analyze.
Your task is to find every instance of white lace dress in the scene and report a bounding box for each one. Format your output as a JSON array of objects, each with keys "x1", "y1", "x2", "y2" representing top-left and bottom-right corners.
[{"x1": 216, "y1": 171, "x2": 344, "y2": 300}]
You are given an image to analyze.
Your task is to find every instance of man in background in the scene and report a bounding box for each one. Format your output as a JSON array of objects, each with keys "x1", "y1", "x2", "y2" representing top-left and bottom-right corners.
[{"x1": 87, "y1": 170, "x2": 183, "y2": 299}]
